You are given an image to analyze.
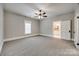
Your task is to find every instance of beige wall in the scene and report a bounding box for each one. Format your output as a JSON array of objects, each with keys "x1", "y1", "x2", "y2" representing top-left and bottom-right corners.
[
  {"x1": 0, "y1": 4, "x2": 4, "y2": 53},
  {"x1": 4, "y1": 10, "x2": 74, "y2": 41},
  {"x1": 4, "y1": 11, "x2": 40, "y2": 39}
]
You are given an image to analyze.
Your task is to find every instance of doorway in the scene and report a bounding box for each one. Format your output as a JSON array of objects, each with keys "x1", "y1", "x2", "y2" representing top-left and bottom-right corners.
[
  {"x1": 52, "y1": 20, "x2": 73, "y2": 40},
  {"x1": 52, "y1": 21, "x2": 61, "y2": 38}
]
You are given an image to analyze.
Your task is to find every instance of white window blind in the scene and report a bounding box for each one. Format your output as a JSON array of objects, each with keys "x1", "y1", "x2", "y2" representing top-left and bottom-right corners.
[{"x1": 25, "y1": 21, "x2": 31, "y2": 34}]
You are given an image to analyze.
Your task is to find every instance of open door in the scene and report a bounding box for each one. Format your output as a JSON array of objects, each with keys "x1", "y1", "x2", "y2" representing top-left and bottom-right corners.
[
  {"x1": 53, "y1": 20, "x2": 72, "y2": 40},
  {"x1": 53, "y1": 21, "x2": 61, "y2": 38}
]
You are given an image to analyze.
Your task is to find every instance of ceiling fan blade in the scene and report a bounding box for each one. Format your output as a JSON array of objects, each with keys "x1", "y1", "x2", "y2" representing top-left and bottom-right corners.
[
  {"x1": 43, "y1": 15, "x2": 47, "y2": 17},
  {"x1": 43, "y1": 12, "x2": 46, "y2": 15},
  {"x1": 39, "y1": 10, "x2": 42, "y2": 12}
]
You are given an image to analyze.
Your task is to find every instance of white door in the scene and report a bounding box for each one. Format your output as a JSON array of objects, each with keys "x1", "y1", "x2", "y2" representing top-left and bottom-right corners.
[
  {"x1": 61, "y1": 20, "x2": 71, "y2": 40},
  {"x1": 74, "y1": 19, "x2": 79, "y2": 48}
]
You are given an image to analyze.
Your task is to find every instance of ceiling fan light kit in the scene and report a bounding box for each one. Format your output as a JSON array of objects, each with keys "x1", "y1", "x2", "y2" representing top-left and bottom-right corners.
[{"x1": 35, "y1": 9, "x2": 47, "y2": 19}]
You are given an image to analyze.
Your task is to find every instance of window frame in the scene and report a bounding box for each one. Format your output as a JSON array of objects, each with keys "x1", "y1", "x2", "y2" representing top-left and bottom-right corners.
[{"x1": 24, "y1": 20, "x2": 32, "y2": 34}]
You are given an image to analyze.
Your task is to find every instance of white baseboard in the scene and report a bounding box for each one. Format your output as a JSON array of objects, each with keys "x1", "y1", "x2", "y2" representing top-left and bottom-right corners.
[
  {"x1": 4, "y1": 34, "x2": 39, "y2": 42},
  {"x1": 4, "y1": 34, "x2": 74, "y2": 42},
  {"x1": 40, "y1": 34, "x2": 74, "y2": 41},
  {"x1": 40, "y1": 34, "x2": 62, "y2": 39},
  {"x1": 40, "y1": 34, "x2": 53, "y2": 37}
]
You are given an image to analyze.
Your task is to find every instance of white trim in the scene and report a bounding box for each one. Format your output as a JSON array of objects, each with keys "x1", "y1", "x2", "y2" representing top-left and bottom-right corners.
[
  {"x1": 40, "y1": 34, "x2": 53, "y2": 37},
  {"x1": 4, "y1": 34, "x2": 74, "y2": 42},
  {"x1": 40, "y1": 34, "x2": 62, "y2": 39},
  {"x1": 40, "y1": 34, "x2": 74, "y2": 41},
  {"x1": 4, "y1": 34, "x2": 39, "y2": 42}
]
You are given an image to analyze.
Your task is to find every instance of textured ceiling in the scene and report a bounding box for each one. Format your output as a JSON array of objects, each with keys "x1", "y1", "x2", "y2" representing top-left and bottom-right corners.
[{"x1": 4, "y1": 3, "x2": 77, "y2": 20}]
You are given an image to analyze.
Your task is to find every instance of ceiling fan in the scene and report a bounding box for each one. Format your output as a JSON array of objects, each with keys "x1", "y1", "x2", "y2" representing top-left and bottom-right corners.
[{"x1": 35, "y1": 9, "x2": 47, "y2": 19}]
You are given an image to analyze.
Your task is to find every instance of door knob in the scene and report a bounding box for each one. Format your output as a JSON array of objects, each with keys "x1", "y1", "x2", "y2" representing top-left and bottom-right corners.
[{"x1": 69, "y1": 30, "x2": 71, "y2": 32}]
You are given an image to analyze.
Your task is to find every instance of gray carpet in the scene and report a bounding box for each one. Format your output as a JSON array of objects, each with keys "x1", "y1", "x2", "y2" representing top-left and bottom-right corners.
[{"x1": 1, "y1": 35, "x2": 79, "y2": 56}]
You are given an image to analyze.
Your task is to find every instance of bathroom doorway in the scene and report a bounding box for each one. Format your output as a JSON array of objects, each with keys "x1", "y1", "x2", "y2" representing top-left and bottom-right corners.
[{"x1": 52, "y1": 20, "x2": 73, "y2": 40}]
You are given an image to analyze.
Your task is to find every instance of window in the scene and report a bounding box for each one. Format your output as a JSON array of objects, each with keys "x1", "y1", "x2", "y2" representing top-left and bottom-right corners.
[{"x1": 25, "y1": 21, "x2": 31, "y2": 34}]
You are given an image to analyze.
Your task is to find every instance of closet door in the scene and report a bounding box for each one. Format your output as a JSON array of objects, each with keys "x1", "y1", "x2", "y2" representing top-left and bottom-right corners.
[{"x1": 61, "y1": 20, "x2": 71, "y2": 40}]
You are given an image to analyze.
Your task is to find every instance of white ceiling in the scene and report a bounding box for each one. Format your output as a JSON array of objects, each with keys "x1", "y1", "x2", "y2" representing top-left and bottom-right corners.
[{"x1": 3, "y1": 3, "x2": 77, "y2": 20}]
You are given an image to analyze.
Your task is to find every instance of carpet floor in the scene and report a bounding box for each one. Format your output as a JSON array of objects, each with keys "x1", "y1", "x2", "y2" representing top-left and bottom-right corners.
[{"x1": 1, "y1": 35, "x2": 79, "y2": 56}]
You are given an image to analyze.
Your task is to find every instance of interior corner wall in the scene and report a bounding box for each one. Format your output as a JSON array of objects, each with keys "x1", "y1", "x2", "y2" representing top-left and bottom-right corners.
[
  {"x1": 4, "y1": 11, "x2": 40, "y2": 40},
  {"x1": 40, "y1": 18, "x2": 52, "y2": 36},
  {"x1": 40, "y1": 12, "x2": 74, "y2": 38},
  {"x1": 0, "y1": 4, "x2": 4, "y2": 53}
]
